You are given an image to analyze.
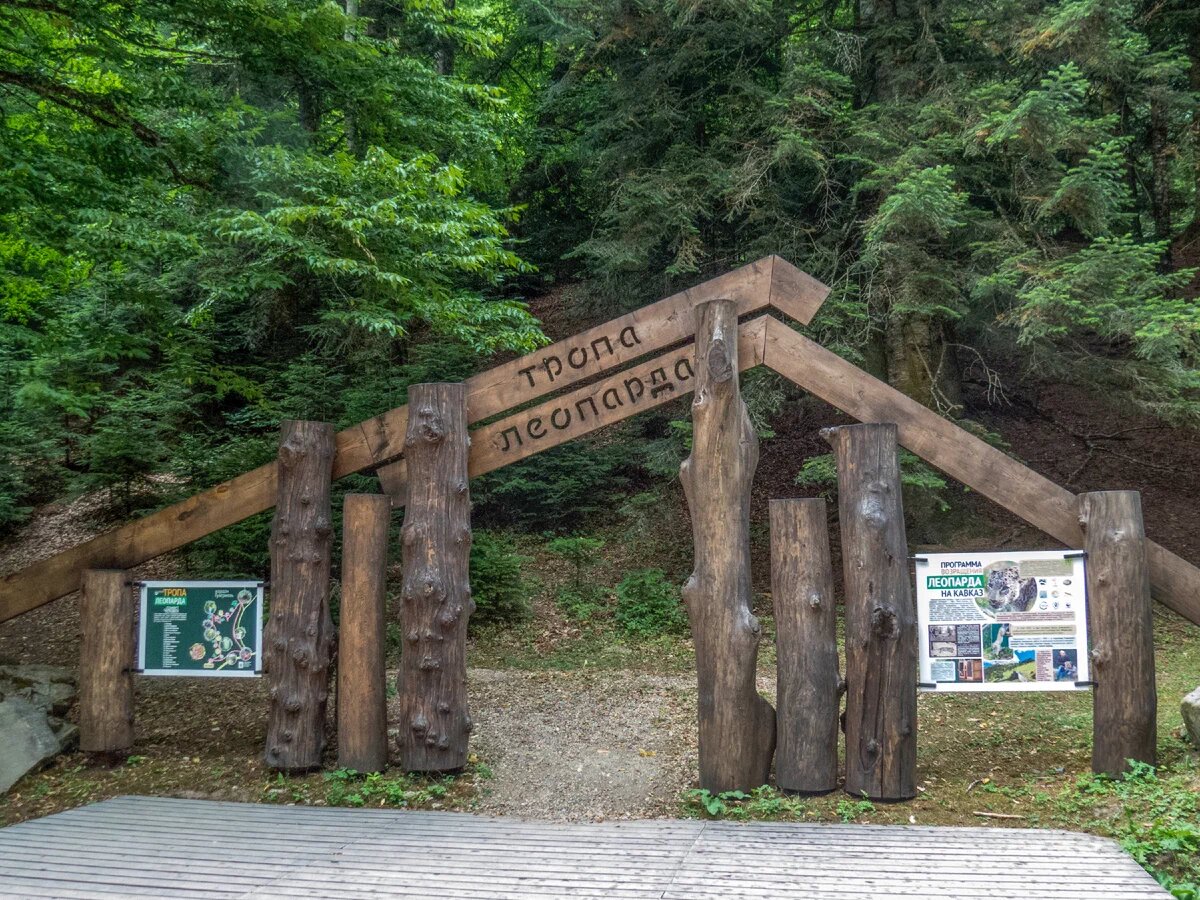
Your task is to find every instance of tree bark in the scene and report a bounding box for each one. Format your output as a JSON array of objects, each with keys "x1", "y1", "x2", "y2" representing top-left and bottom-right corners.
[
  {"x1": 397, "y1": 383, "x2": 473, "y2": 772},
  {"x1": 1148, "y1": 92, "x2": 1173, "y2": 266},
  {"x1": 885, "y1": 313, "x2": 962, "y2": 414},
  {"x1": 337, "y1": 493, "x2": 390, "y2": 773},
  {"x1": 680, "y1": 299, "x2": 776, "y2": 793},
  {"x1": 265, "y1": 420, "x2": 336, "y2": 772},
  {"x1": 79, "y1": 569, "x2": 134, "y2": 756},
  {"x1": 1079, "y1": 491, "x2": 1157, "y2": 776},
  {"x1": 822, "y1": 422, "x2": 917, "y2": 801},
  {"x1": 770, "y1": 499, "x2": 840, "y2": 794}
]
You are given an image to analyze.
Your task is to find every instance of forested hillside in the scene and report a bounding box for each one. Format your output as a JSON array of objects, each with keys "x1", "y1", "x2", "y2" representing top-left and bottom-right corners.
[{"x1": 2, "y1": 0, "x2": 1199, "y2": 548}]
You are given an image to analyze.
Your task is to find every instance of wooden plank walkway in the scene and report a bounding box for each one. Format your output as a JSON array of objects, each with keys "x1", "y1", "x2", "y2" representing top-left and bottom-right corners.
[{"x1": 0, "y1": 796, "x2": 1168, "y2": 899}]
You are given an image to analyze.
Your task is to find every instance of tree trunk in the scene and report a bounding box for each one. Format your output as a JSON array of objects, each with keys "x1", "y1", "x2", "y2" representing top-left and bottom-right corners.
[
  {"x1": 343, "y1": 0, "x2": 360, "y2": 158},
  {"x1": 337, "y1": 493, "x2": 390, "y2": 773},
  {"x1": 885, "y1": 313, "x2": 962, "y2": 414},
  {"x1": 822, "y1": 422, "x2": 917, "y2": 801},
  {"x1": 770, "y1": 499, "x2": 840, "y2": 794},
  {"x1": 680, "y1": 299, "x2": 775, "y2": 793},
  {"x1": 397, "y1": 383, "x2": 473, "y2": 772},
  {"x1": 79, "y1": 569, "x2": 134, "y2": 756},
  {"x1": 1079, "y1": 491, "x2": 1157, "y2": 776},
  {"x1": 1149, "y1": 92, "x2": 1172, "y2": 266},
  {"x1": 265, "y1": 420, "x2": 336, "y2": 772}
]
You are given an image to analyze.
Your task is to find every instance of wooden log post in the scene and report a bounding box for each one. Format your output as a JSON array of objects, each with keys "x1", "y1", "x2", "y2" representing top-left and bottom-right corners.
[
  {"x1": 822, "y1": 422, "x2": 917, "y2": 801},
  {"x1": 680, "y1": 299, "x2": 776, "y2": 793},
  {"x1": 265, "y1": 420, "x2": 336, "y2": 772},
  {"x1": 1079, "y1": 491, "x2": 1157, "y2": 776},
  {"x1": 770, "y1": 499, "x2": 840, "y2": 794},
  {"x1": 397, "y1": 383, "x2": 473, "y2": 772},
  {"x1": 79, "y1": 569, "x2": 134, "y2": 757},
  {"x1": 338, "y1": 493, "x2": 391, "y2": 773}
]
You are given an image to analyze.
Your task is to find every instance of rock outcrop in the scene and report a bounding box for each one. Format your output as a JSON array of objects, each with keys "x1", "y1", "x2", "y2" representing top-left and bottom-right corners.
[
  {"x1": 0, "y1": 664, "x2": 78, "y2": 793},
  {"x1": 1183, "y1": 686, "x2": 1200, "y2": 746}
]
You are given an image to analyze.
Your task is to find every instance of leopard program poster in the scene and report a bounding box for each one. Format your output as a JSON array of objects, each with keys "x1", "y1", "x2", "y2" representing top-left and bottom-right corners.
[
  {"x1": 916, "y1": 551, "x2": 1089, "y2": 692},
  {"x1": 138, "y1": 581, "x2": 263, "y2": 677}
]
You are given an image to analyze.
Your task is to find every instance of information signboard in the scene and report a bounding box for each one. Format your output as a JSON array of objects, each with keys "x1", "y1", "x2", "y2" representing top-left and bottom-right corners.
[
  {"x1": 137, "y1": 581, "x2": 263, "y2": 677},
  {"x1": 916, "y1": 551, "x2": 1089, "y2": 692}
]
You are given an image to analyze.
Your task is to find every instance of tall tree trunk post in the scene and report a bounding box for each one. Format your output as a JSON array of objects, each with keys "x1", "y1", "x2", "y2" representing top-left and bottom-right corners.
[
  {"x1": 265, "y1": 420, "x2": 336, "y2": 772},
  {"x1": 822, "y1": 422, "x2": 917, "y2": 801},
  {"x1": 1079, "y1": 491, "x2": 1157, "y2": 776},
  {"x1": 770, "y1": 499, "x2": 840, "y2": 794},
  {"x1": 338, "y1": 493, "x2": 390, "y2": 773},
  {"x1": 397, "y1": 383, "x2": 473, "y2": 772},
  {"x1": 79, "y1": 569, "x2": 134, "y2": 757},
  {"x1": 680, "y1": 299, "x2": 776, "y2": 793}
]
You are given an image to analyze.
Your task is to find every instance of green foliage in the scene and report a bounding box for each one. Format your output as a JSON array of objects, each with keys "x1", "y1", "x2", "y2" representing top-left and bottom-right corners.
[
  {"x1": 469, "y1": 531, "x2": 532, "y2": 629},
  {"x1": 684, "y1": 786, "x2": 805, "y2": 820},
  {"x1": 473, "y1": 441, "x2": 630, "y2": 531},
  {"x1": 835, "y1": 796, "x2": 877, "y2": 823},
  {"x1": 323, "y1": 768, "x2": 455, "y2": 809},
  {"x1": 547, "y1": 535, "x2": 607, "y2": 621},
  {"x1": 795, "y1": 450, "x2": 950, "y2": 511},
  {"x1": 1064, "y1": 761, "x2": 1200, "y2": 896},
  {"x1": 614, "y1": 569, "x2": 687, "y2": 637}
]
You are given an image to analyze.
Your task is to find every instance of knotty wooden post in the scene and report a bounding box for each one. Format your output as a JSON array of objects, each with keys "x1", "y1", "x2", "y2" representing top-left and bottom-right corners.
[
  {"x1": 1079, "y1": 490, "x2": 1157, "y2": 775},
  {"x1": 265, "y1": 419, "x2": 336, "y2": 772},
  {"x1": 822, "y1": 422, "x2": 917, "y2": 801},
  {"x1": 770, "y1": 499, "x2": 840, "y2": 794},
  {"x1": 338, "y1": 493, "x2": 391, "y2": 773},
  {"x1": 397, "y1": 383, "x2": 473, "y2": 772},
  {"x1": 79, "y1": 569, "x2": 134, "y2": 757},
  {"x1": 681, "y1": 299, "x2": 776, "y2": 793}
]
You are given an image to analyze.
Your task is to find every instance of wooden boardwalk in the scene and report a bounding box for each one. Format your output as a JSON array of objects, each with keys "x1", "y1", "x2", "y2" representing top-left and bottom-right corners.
[{"x1": 0, "y1": 796, "x2": 1168, "y2": 899}]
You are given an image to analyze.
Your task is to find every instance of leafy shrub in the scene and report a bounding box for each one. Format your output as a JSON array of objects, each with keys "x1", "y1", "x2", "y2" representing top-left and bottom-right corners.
[
  {"x1": 472, "y1": 441, "x2": 629, "y2": 531},
  {"x1": 547, "y1": 535, "x2": 607, "y2": 621},
  {"x1": 795, "y1": 450, "x2": 950, "y2": 511},
  {"x1": 469, "y1": 531, "x2": 532, "y2": 629},
  {"x1": 615, "y1": 569, "x2": 687, "y2": 636}
]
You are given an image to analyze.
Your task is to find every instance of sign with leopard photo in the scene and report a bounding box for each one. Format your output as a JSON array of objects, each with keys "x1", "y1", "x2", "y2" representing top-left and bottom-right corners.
[{"x1": 915, "y1": 551, "x2": 1089, "y2": 692}]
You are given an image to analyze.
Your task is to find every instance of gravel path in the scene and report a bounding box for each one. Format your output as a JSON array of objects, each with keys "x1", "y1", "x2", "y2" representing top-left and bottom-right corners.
[{"x1": 461, "y1": 669, "x2": 698, "y2": 821}]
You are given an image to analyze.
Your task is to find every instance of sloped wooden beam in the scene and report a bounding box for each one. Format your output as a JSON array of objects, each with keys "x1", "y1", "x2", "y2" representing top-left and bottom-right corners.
[
  {"x1": 762, "y1": 317, "x2": 1200, "y2": 626},
  {"x1": 377, "y1": 318, "x2": 768, "y2": 496},
  {"x1": 0, "y1": 260, "x2": 824, "y2": 623}
]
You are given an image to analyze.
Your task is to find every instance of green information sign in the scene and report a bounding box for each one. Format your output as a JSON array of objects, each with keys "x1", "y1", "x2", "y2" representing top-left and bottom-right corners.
[{"x1": 137, "y1": 581, "x2": 263, "y2": 677}]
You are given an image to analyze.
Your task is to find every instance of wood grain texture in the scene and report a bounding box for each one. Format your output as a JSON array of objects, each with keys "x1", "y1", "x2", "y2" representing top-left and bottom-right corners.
[
  {"x1": 770, "y1": 499, "x2": 840, "y2": 794},
  {"x1": 337, "y1": 493, "x2": 391, "y2": 774},
  {"x1": 0, "y1": 259, "x2": 827, "y2": 624},
  {"x1": 264, "y1": 421, "x2": 336, "y2": 772},
  {"x1": 78, "y1": 570, "x2": 133, "y2": 755},
  {"x1": 1080, "y1": 491, "x2": 1157, "y2": 776},
  {"x1": 0, "y1": 796, "x2": 1170, "y2": 899},
  {"x1": 680, "y1": 300, "x2": 775, "y2": 793},
  {"x1": 377, "y1": 317, "x2": 768, "y2": 499},
  {"x1": 823, "y1": 423, "x2": 917, "y2": 801},
  {"x1": 397, "y1": 384, "x2": 473, "y2": 772},
  {"x1": 762, "y1": 318, "x2": 1200, "y2": 626}
]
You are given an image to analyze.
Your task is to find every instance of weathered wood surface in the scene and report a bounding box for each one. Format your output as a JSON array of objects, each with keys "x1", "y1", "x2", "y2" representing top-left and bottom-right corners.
[
  {"x1": 264, "y1": 420, "x2": 336, "y2": 772},
  {"x1": 1080, "y1": 491, "x2": 1157, "y2": 776},
  {"x1": 0, "y1": 257, "x2": 825, "y2": 623},
  {"x1": 377, "y1": 316, "x2": 768, "y2": 497},
  {"x1": 823, "y1": 423, "x2": 917, "y2": 801},
  {"x1": 770, "y1": 499, "x2": 840, "y2": 794},
  {"x1": 397, "y1": 383, "x2": 473, "y2": 772},
  {"x1": 78, "y1": 570, "x2": 133, "y2": 755},
  {"x1": 337, "y1": 493, "x2": 391, "y2": 774},
  {"x1": 680, "y1": 299, "x2": 775, "y2": 793},
  {"x1": 761, "y1": 318, "x2": 1200, "y2": 626},
  {"x1": 0, "y1": 796, "x2": 1169, "y2": 899}
]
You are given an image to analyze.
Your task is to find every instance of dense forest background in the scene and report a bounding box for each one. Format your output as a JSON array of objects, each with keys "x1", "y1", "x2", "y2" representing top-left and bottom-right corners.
[{"x1": 2, "y1": 0, "x2": 1199, "y2": 574}]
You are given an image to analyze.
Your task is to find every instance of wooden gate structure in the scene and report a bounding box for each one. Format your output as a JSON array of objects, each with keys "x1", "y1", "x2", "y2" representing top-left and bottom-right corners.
[{"x1": 2, "y1": 256, "x2": 1198, "y2": 796}]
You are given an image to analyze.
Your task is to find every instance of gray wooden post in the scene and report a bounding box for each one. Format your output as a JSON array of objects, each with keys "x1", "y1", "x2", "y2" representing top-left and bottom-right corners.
[
  {"x1": 79, "y1": 569, "x2": 134, "y2": 757},
  {"x1": 265, "y1": 420, "x2": 336, "y2": 772},
  {"x1": 1079, "y1": 490, "x2": 1156, "y2": 775},
  {"x1": 822, "y1": 422, "x2": 917, "y2": 801},
  {"x1": 338, "y1": 493, "x2": 391, "y2": 773},
  {"x1": 771, "y1": 499, "x2": 840, "y2": 794},
  {"x1": 397, "y1": 383, "x2": 473, "y2": 772}
]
